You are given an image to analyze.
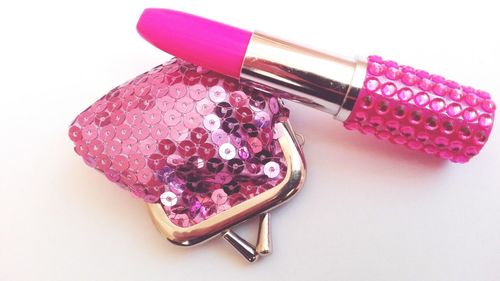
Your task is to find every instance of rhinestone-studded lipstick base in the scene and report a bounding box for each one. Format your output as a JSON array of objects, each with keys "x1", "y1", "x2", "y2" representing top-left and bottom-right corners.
[
  {"x1": 344, "y1": 56, "x2": 495, "y2": 163},
  {"x1": 69, "y1": 58, "x2": 290, "y2": 227}
]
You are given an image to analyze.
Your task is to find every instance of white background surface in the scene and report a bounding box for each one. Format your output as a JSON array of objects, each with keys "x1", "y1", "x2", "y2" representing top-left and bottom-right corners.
[{"x1": 1, "y1": 0, "x2": 499, "y2": 280}]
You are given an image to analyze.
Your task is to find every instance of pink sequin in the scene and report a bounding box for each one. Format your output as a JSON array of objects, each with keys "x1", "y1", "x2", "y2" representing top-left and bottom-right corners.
[{"x1": 70, "y1": 59, "x2": 291, "y2": 228}]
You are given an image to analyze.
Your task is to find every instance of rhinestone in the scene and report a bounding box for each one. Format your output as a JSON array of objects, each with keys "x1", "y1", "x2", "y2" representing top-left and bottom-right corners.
[
  {"x1": 425, "y1": 116, "x2": 438, "y2": 130},
  {"x1": 462, "y1": 108, "x2": 478, "y2": 122},
  {"x1": 219, "y1": 143, "x2": 236, "y2": 160},
  {"x1": 474, "y1": 131, "x2": 487, "y2": 144},
  {"x1": 430, "y1": 98, "x2": 445, "y2": 112},
  {"x1": 459, "y1": 126, "x2": 472, "y2": 139},
  {"x1": 418, "y1": 78, "x2": 433, "y2": 91},
  {"x1": 160, "y1": 191, "x2": 178, "y2": 207},
  {"x1": 209, "y1": 85, "x2": 226, "y2": 102},
  {"x1": 385, "y1": 67, "x2": 401, "y2": 80},
  {"x1": 478, "y1": 114, "x2": 493, "y2": 127},
  {"x1": 446, "y1": 103, "x2": 462, "y2": 117},
  {"x1": 464, "y1": 94, "x2": 479, "y2": 106},
  {"x1": 449, "y1": 89, "x2": 463, "y2": 101},
  {"x1": 397, "y1": 88, "x2": 413, "y2": 101},
  {"x1": 414, "y1": 92, "x2": 430, "y2": 107},
  {"x1": 402, "y1": 72, "x2": 417, "y2": 86},
  {"x1": 481, "y1": 99, "x2": 496, "y2": 113},
  {"x1": 433, "y1": 83, "x2": 448, "y2": 96},
  {"x1": 450, "y1": 141, "x2": 463, "y2": 152},
  {"x1": 362, "y1": 95, "x2": 373, "y2": 109},
  {"x1": 364, "y1": 77, "x2": 380, "y2": 91},
  {"x1": 381, "y1": 82, "x2": 396, "y2": 97}
]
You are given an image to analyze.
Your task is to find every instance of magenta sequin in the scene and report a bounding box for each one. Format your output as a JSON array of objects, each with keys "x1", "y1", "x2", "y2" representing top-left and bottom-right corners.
[{"x1": 70, "y1": 59, "x2": 289, "y2": 227}]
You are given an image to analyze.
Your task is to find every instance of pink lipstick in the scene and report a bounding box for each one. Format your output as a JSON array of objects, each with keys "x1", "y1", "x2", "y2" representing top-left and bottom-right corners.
[{"x1": 137, "y1": 8, "x2": 495, "y2": 162}]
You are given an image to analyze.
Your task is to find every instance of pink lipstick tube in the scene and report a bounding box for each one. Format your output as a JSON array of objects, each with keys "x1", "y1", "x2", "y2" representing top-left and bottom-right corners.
[{"x1": 137, "y1": 8, "x2": 496, "y2": 163}]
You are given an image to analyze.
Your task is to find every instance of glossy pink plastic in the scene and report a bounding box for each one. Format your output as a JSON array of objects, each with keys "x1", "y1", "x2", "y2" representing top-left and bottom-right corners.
[{"x1": 137, "y1": 8, "x2": 251, "y2": 78}]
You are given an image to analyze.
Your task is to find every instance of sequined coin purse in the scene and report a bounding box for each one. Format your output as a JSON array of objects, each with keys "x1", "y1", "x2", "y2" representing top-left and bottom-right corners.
[{"x1": 69, "y1": 58, "x2": 306, "y2": 262}]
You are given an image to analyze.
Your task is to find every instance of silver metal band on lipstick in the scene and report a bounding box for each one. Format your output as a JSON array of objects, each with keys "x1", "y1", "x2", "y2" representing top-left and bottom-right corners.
[{"x1": 241, "y1": 32, "x2": 367, "y2": 122}]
